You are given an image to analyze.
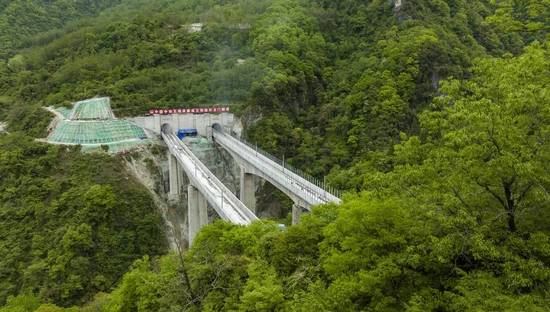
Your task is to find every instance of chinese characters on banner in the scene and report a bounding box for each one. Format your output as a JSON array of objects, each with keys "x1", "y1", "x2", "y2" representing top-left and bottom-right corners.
[{"x1": 149, "y1": 107, "x2": 230, "y2": 115}]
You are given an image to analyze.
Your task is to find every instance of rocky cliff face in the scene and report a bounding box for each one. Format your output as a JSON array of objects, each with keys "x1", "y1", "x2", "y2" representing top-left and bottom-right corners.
[{"x1": 391, "y1": 0, "x2": 402, "y2": 9}]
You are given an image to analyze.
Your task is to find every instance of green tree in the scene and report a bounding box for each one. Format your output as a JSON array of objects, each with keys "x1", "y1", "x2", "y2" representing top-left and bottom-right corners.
[
  {"x1": 395, "y1": 42, "x2": 550, "y2": 234},
  {"x1": 0, "y1": 294, "x2": 42, "y2": 312},
  {"x1": 487, "y1": 0, "x2": 550, "y2": 35},
  {"x1": 380, "y1": 41, "x2": 550, "y2": 308},
  {"x1": 318, "y1": 194, "x2": 430, "y2": 311},
  {"x1": 105, "y1": 256, "x2": 164, "y2": 312},
  {"x1": 238, "y1": 260, "x2": 284, "y2": 312}
]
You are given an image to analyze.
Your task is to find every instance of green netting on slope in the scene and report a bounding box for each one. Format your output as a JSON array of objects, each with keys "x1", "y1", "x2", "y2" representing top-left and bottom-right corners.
[
  {"x1": 71, "y1": 98, "x2": 113, "y2": 120},
  {"x1": 56, "y1": 107, "x2": 72, "y2": 119},
  {"x1": 48, "y1": 120, "x2": 146, "y2": 144}
]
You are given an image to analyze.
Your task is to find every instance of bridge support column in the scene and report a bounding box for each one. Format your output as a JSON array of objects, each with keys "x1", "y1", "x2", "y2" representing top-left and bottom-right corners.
[
  {"x1": 169, "y1": 153, "x2": 180, "y2": 199},
  {"x1": 292, "y1": 204, "x2": 302, "y2": 225},
  {"x1": 177, "y1": 160, "x2": 185, "y2": 194},
  {"x1": 240, "y1": 166, "x2": 256, "y2": 214},
  {"x1": 188, "y1": 184, "x2": 208, "y2": 244}
]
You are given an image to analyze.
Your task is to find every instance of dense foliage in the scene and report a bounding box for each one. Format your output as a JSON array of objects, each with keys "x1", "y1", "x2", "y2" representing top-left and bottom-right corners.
[
  {"x1": 0, "y1": 0, "x2": 549, "y2": 310},
  {"x1": 0, "y1": 134, "x2": 166, "y2": 308},
  {"x1": 0, "y1": 0, "x2": 122, "y2": 60}
]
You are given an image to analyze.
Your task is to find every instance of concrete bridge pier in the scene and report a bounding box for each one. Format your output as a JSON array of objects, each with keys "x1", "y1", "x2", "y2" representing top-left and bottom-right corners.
[
  {"x1": 188, "y1": 184, "x2": 208, "y2": 244},
  {"x1": 168, "y1": 153, "x2": 181, "y2": 200},
  {"x1": 177, "y1": 161, "x2": 185, "y2": 194},
  {"x1": 240, "y1": 165, "x2": 256, "y2": 214},
  {"x1": 292, "y1": 204, "x2": 303, "y2": 225}
]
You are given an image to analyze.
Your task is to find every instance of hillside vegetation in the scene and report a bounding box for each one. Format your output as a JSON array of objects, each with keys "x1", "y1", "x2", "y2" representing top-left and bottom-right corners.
[
  {"x1": 0, "y1": 0, "x2": 549, "y2": 310},
  {"x1": 0, "y1": 135, "x2": 166, "y2": 309}
]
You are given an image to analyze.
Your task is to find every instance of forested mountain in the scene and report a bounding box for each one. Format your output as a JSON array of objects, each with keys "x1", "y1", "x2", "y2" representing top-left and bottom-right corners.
[
  {"x1": 0, "y1": 0, "x2": 549, "y2": 310},
  {"x1": 0, "y1": 0, "x2": 122, "y2": 60}
]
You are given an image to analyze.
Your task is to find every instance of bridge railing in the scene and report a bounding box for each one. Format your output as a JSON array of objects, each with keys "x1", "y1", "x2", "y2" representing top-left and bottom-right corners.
[
  {"x1": 215, "y1": 130, "x2": 342, "y2": 200},
  {"x1": 167, "y1": 133, "x2": 259, "y2": 223}
]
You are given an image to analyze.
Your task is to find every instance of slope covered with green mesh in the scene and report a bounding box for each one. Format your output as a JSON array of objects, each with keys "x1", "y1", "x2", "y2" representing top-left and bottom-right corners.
[
  {"x1": 71, "y1": 98, "x2": 114, "y2": 120},
  {"x1": 46, "y1": 97, "x2": 148, "y2": 151},
  {"x1": 49, "y1": 120, "x2": 145, "y2": 144}
]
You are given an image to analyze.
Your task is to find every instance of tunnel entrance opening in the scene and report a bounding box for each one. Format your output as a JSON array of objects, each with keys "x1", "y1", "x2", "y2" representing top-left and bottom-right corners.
[
  {"x1": 212, "y1": 123, "x2": 222, "y2": 133},
  {"x1": 161, "y1": 123, "x2": 173, "y2": 134}
]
